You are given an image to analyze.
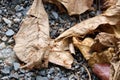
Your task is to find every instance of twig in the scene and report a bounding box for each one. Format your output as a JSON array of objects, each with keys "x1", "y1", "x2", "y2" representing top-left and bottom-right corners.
[{"x1": 80, "y1": 64, "x2": 92, "y2": 80}]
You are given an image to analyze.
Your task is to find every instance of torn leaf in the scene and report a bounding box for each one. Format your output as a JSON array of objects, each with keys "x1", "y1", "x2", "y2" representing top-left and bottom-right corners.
[
  {"x1": 55, "y1": 0, "x2": 120, "y2": 41},
  {"x1": 45, "y1": 0, "x2": 93, "y2": 15},
  {"x1": 14, "y1": 0, "x2": 50, "y2": 69},
  {"x1": 49, "y1": 39, "x2": 73, "y2": 69},
  {"x1": 73, "y1": 37, "x2": 94, "y2": 60},
  {"x1": 110, "y1": 39, "x2": 120, "y2": 80},
  {"x1": 14, "y1": 0, "x2": 73, "y2": 69},
  {"x1": 92, "y1": 63, "x2": 110, "y2": 80}
]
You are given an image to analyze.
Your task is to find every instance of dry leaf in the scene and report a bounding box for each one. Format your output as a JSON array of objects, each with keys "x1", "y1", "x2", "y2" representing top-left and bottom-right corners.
[
  {"x1": 43, "y1": 0, "x2": 66, "y2": 13},
  {"x1": 49, "y1": 39, "x2": 73, "y2": 69},
  {"x1": 14, "y1": 0, "x2": 50, "y2": 69},
  {"x1": 55, "y1": 0, "x2": 120, "y2": 41},
  {"x1": 110, "y1": 39, "x2": 120, "y2": 80},
  {"x1": 102, "y1": 0, "x2": 117, "y2": 9},
  {"x1": 45, "y1": 0, "x2": 93, "y2": 15},
  {"x1": 88, "y1": 47, "x2": 114, "y2": 67},
  {"x1": 90, "y1": 32, "x2": 118, "y2": 52},
  {"x1": 73, "y1": 37, "x2": 94, "y2": 60},
  {"x1": 14, "y1": 0, "x2": 73, "y2": 69}
]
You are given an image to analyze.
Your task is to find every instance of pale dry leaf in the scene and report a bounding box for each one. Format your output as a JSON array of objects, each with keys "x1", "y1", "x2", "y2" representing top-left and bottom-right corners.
[
  {"x1": 14, "y1": 0, "x2": 73, "y2": 69},
  {"x1": 14, "y1": 0, "x2": 50, "y2": 69},
  {"x1": 49, "y1": 51, "x2": 73, "y2": 69},
  {"x1": 73, "y1": 37, "x2": 94, "y2": 60},
  {"x1": 49, "y1": 39, "x2": 74, "y2": 69},
  {"x1": 45, "y1": 0, "x2": 93, "y2": 15},
  {"x1": 43, "y1": 0, "x2": 66, "y2": 13},
  {"x1": 69, "y1": 43, "x2": 75, "y2": 54},
  {"x1": 55, "y1": 0, "x2": 120, "y2": 41}
]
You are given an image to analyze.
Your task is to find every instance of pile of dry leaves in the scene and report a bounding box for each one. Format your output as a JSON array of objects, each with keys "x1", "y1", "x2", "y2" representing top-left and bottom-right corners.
[{"x1": 13, "y1": 0, "x2": 120, "y2": 80}]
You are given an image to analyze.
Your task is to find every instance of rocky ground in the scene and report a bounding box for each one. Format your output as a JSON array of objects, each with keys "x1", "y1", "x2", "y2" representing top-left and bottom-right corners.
[{"x1": 0, "y1": 0, "x2": 100, "y2": 80}]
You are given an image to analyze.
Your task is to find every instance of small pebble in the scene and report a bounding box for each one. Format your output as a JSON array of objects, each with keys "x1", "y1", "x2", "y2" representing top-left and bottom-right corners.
[
  {"x1": 1, "y1": 76, "x2": 9, "y2": 80},
  {"x1": 0, "y1": 10, "x2": 2, "y2": 14},
  {"x1": 61, "y1": 77, "x2": 69, "y2": 80},
  {"x1": 36, "y1": 76, "x2": 48, "y2": 80},
  {"x1": 5, "y1": 29, "x2": 15, "y2": 36},
  {"x1": 0, "y1": 42, "x2": 6, "y2": 49},
  {"x1": 10, "y1": 72, "x2": 19, "y2": 79},
  {"x1": 13, "y1": 18, "x2": 21, "y2": 23},
  {"x1": 2, "y1": 17, "x2": 12, "y2": 27},
  {"x1": 13, "y1": 62, "x2": 20, "y2": 71},
  {"x1": 16, "y1": 12, "x2": 22, "y2": 18},
  {"x1": 51, "y1": 11, "x2": 58, "y2": 19},
  {"x1": 1, "y1": 36, "x2": 8, "y2": 42},
  {"x1": 1, "y1": 67, "x2": 10, "y2": 74},
  {"x1": 8, "y1": 38, "x2": 14, "y2": 44},
  {"x1": 15, "y1": 5, "x2": 24, "y2": 12}
]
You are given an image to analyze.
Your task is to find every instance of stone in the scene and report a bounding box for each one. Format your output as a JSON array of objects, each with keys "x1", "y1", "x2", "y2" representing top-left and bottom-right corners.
[
  {"x1": 0, "y1": 60, "x2": 2, "y2": 63},
  {"x1": 0, "y1": 42, "x2": 6, "y2": 49},
  {"x1": 0, "y1": 10, "x2": 2, "y2": 14},
  {"x1": 48, "y1": 68, "x2": 54, "y2": 74},
  {"x1": 13, "y1": 62, "x2": 20, "y2": 71},
  {"x1": 1, "y1": 67, "x2": 10, "y2": 74},
  {"x1": 13, "y1": 18, "x2": 21, "y2": 23},
  {"x1": 1, "y1": 36, "x2": 8, "y2": 42},
  {"x1": 8, "y1": 38, "x2": 14, "y2": 44},
  {"x1": 2, "y1": 17, "x2": 12, "y2": 27},
  {"x1": 36, "y1": 76, "x2": 48, "y2": 80},
  {"x1": 19, "y1": 69, "x2": 25, "y2": 73},
  {"x1": 54, "y1": 76, "x2": 60, "y2": 80},
  {"x1": 15, "y1": 5, "x2": 24, "y2": 12},
  {"x1": 16, "y1": 12, "x2": 22, "y2": 18},
  {"x1": 39, "y1": 70, "x2": 46, "y2": 76},
  {"x1": 10, "y1": 72, "x2": 19, "y2": 79},
  {"x1": 5, "y1": 29, "x2": 15, "y2": 36},
  {"x1": 61, "y1": 77, "x2": 69, "y2": 80},
  {"x1": 1, "y1": 76, "x2": 9, "y2": 80},
  {"x1": 51, "y1": 11, "x2": 58, "y2": 19}
]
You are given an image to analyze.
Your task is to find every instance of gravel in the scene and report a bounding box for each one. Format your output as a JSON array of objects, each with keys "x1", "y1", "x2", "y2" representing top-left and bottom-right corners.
[
  {"x1": 0, "y1": 0, "x2": 100, "y2": 80},
  {"x1": 5, "y1": 29, "x2": 15, "y2": 36},
  {"x1": 13, "y1": 62, "x2": 20, "y2": 71},
  {"x1": 2, "y1": 17, "x2": 12, "y2": 27}
]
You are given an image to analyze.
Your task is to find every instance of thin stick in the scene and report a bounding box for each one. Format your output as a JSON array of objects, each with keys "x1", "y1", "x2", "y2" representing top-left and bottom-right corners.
[{"x1": 80, "y1": 64, "x2": 92, "y2": 80}]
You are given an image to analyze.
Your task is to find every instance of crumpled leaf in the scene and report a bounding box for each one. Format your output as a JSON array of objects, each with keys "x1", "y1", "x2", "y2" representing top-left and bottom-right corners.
[
  {"x1": 49, "y1": 39, "x2": 73, "y2": 69},
  {"x1": 45, "y1": 0, "x2": 93, "y2": 15},
  {"x1": 14, "y1": 0, "x2": 73, "y2": 69},
  {"x1": 73, "y1": 37, "x2": 94, "y2": 60},
  {"x1": 55, "y1": 0, "x2": 120, "y2": 41},
  {"x1": 88, "y1": 47, "x2": 114, "y2": 67},
  {"x1": 102, "y1": 0, "x2": 118, "y2": 9},
  {"x1": 110, "y1": 39, "x2": 120, "y2": 80},
  {"x1": 91, "y1": 32, "x2": 118, "y2": 52},
  {"x1": 14, "y1": 0, "x2": 50, "y2": 69}
]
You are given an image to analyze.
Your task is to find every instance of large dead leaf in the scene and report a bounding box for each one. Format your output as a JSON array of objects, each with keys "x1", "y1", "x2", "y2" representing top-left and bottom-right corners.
[
  {"x1": 55, "y1": 0, "x2": 120, "y2": 41},
  {"x1": 14, "y1": 0, "x2": 73, "y2": 69},
  {"x1": 45, "y1": 0, "x2": 93, "y2": 15},
  {"x1": 14, "y1": 0, "x2": 50, "y2": 69}
]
